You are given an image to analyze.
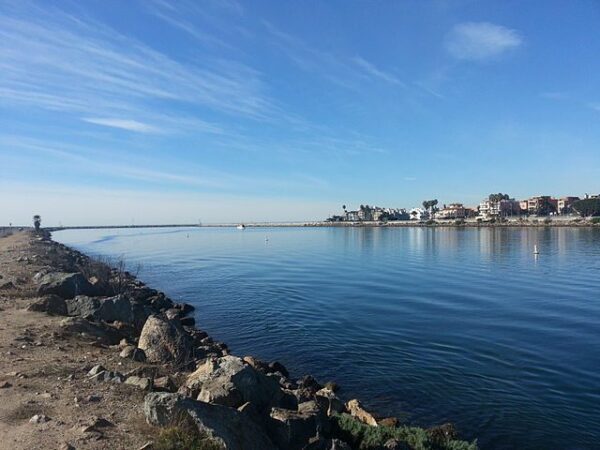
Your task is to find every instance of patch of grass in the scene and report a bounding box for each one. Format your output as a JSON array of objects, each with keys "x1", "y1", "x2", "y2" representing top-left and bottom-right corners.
[
  {"x1": 152, "y1": 413, "x2": 223, "y2": 450},
  {"x1": 331, "y1": 413, "x2": 477, "y2": 450}
]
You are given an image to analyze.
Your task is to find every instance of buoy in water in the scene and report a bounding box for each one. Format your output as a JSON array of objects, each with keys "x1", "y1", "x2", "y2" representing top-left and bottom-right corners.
[{"x1": 534, "y1": 244, "x2": 539, "y2": 255}]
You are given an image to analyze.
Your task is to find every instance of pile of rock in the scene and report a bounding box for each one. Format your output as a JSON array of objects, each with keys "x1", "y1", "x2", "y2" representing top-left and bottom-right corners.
[{"x1": 22, "y1": 236, "x2": 457, "y2": 450}]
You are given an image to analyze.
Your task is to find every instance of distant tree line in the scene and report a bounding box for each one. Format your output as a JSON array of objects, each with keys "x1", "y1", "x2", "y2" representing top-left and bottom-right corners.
[{"x1": 573, "y1": 198, "x2": 600, "y2": 217}]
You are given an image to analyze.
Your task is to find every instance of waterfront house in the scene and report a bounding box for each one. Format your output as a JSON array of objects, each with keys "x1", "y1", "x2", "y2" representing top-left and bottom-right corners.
[
  {"x1": 557, "y1": 197, "x2": 580, "y2": 214},
  {"x1": 437, "y1": 203, "x2": 467, "y2": 220},
  {"x1": 524, "y1": 196, "x2": 558, "y2": 215},
  {"x1": 409, "y1": 208, "x2": 429, "y2": 221},
  {"x1": 345, "y1": 210, "x2": 360, "y2": 221},
  {"x1": 478, "y1": 198, "x2": 521, "y2": 219}
]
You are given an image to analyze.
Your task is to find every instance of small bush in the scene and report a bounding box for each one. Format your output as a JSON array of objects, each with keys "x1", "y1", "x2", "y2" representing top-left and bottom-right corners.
[
  {"x1": 154, "y1": 427, "x2": 222, "y2": 450},
  {"x1": 454, "y1": 219, "x2": 465, "y2": 226},
  {"x1": 591, "y1": 217, "x2": 600, "y2": 224},
  {"x1": 543, "y1": 218, "x2": 552, "y2": 225},
  {"x1": 331, "y1": 413, "x2": 477, "y2": 450},
  {"x1": 151, "y1": 411, "x2": 223, "y2": 450},
  {"x1": 425, "y1": 219, "x2": 436, "y2": 226}
]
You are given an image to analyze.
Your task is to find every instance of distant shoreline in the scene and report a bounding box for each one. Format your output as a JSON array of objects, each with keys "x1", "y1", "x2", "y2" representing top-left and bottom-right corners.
[{"x1": 3, "y1": 219, "x2": 599, "y2": 233}]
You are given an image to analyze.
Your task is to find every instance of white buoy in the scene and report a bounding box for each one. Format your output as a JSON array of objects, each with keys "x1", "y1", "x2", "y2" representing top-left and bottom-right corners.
[{"x1": 534, "y1": 244, "x2": 539, "y2": 255}]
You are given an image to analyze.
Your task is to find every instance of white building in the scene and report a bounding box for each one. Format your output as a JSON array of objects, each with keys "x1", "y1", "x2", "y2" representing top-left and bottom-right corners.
[{"x1": 409, "y1": 208, "x2": 429, "y2": 221}]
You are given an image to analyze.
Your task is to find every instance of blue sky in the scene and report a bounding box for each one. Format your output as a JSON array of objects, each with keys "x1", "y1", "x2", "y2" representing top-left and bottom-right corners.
[{"x1": 1, "y1": 0, "x2": 599, "y2": 225}]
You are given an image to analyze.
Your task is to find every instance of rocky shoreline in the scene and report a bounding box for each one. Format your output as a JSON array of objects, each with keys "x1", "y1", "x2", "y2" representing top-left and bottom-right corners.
[{"x1": 0, "y1": 230, "x2": 477, "y2": 450}]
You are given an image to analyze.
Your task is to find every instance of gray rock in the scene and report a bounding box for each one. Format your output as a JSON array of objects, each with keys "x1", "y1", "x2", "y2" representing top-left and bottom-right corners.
[
  {"x1": 269, "y1": 402, "x2": 329, "y2": 450},
  {"x1": 37, "y1": 272, "x2": 96, "y2": 299},
  {"x1": 315, "y1": 388, "x2": 346, "y2": 416},
  {"x1": 185, "y1": 356, "x2": 285, "y2": 411},
  {"x1": 144, "y1": 392, "x2": 277, "y2": 450},
  {"x1": 180, "y1": 316, "x2": 196, "y2": 327},
  {"x1": 153, "y1": 376, "x2": 177, "y2": 392},
  {"x1": 66, "y1": 295, "x2": 133, "y2": 323},
  {"x1": 89, "y1": 370, "x2": 125, "y2": 383},
  {"x1": 125, "y1": 376, "x2": 152, "y2": 390},
  {"x1": 26, "y1": 295, "x2": 68, "y2": 315},
  {"x1": 119, "y1": 345, "x2": 147, "y2": 362},
  {"x1": 138, "y1": 315, "x2": 193, "y2": 366},
  {"x1": 29, "y1": 414, "x2": 51, "y2": 424},
  {"x1": 88, "y1": 365, "x2": 106, "y2": 376},
  {"x1": 60, "y1": 317, "x2": 122, "y2": 345}
]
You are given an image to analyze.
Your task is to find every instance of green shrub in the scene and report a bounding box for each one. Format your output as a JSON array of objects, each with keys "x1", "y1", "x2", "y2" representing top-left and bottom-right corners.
[
  {"x1": 153, "y1": 413, "x2": 223, "y2": 450},
  {"x1": 425, "y1": 219, "x2": 436, "y2": 225},
  {"x1": 454, "y1": 219, "x2": 465, "y2": 226},
  {"x1": 591, "y1": 217, "x2": 600, "y2": 224},
  {"x1": 543, "y1": 218, "x2": 552, "y2": 225},
  {"x1": 331, "y1": 413, "x2": 477, "y2": 450}
]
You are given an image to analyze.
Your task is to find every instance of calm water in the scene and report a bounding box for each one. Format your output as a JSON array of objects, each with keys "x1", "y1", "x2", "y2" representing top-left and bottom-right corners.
[{"x1": 55, "y1": 227, "x2": 600, "y2": 449}]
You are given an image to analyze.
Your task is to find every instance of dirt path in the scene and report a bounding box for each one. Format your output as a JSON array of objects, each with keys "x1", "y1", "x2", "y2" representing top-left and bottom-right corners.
[{"x1": 0, "y1": 232, "x2": 153, "y2": 450}]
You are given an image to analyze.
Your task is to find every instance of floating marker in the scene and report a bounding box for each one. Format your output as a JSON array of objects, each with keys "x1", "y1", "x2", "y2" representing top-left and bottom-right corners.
[{"x1": 534, "y1": 244, "x2": 539, "y2": 255}]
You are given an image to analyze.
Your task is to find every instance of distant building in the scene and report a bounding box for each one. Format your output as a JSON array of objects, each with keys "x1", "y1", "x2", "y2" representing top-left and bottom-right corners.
[
  {"x1": 345, "y1": 210, "x2": 360, "y2": 221},
  {"x1": 437, "y1": 203, "x2": 466, "y2": 220},
  {"x1": 409, "y1": 208, "x2": 429, "y2": 221},
  {"x1": 478, "y1": 198, "x2": 521, "y2": 219},
  {"x1": 525, "y1": 196, "x2": 558, "y2": 215},
  {"x1": 557, "y1": 197, "x2": 580, "y2": 215}
]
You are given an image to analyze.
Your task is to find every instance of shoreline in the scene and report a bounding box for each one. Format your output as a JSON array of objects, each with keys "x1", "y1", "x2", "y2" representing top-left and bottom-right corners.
[
  {"x1": 0, "y1": 230, "x2": 478, "y2": 449},
  {"x1": 3, "y1": 217, "x2": 598, "y2": 234}
]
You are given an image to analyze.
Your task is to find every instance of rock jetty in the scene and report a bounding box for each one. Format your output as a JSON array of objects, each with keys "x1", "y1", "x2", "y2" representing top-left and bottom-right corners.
[{"x1": 0, "y1": 230, "x2": 477, "y2": 449}]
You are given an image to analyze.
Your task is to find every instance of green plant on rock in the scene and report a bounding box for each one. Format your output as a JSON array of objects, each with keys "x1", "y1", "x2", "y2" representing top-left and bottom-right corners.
[
  {"x1": 331, "y1": 413, "x2": 477, "y2": 450},
  {"x1": 153, "y1": 413, "x2": 223, "y2": 450}
]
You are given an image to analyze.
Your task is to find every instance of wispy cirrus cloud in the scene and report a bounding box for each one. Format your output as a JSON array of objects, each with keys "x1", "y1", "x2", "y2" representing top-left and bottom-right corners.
[
  {"x1": 445, "y1": 22, "x2": 522, "y2": 61},
  {"x1": 0, "y1": 2, "x2": 275, "y2": 131},
  {"x1": 352, "y1": 56, "x2": 405, "y2": 86},
  {"x1": 263, "y1": 21, "x2": 404, "y2": 90},
  {"x1": 82, "y1": 118, "x2": 160, "y2": 133}
]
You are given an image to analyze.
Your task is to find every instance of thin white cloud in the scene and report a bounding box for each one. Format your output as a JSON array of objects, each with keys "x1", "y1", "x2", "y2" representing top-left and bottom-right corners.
[
  {"x1": 83, "y1": 117, "x2": 159, "y2": 133},
  {"x1": 352, "y1": 56, "x2": 405, "y2": 86},
  {"x1": 445, "y1": 22, "x2": 522, "y2": 61},
  {"x1": 0, "y1": 5, "x2": 275, "y2": 124},
  {"x1": 263, "y1": 21, "x2": 406, "y2": 90}
]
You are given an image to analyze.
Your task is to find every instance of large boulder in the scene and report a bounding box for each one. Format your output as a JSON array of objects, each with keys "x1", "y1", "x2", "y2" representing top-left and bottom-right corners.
[
  {"x1": 37, "y1": 272, "x2": 96, "y2": 299},
  {"x1": 138, "y1": 315, "x2": 193, "y2": 366},
  {"x1": 144, "y1": 392, "x2": 277, "y2": 450},
  {"x1": 59, "y1": 317, "x2": 122, "y2": 344},
  {"x1": 268, "y1": 401, "x2": 330, "y2": 450},
  {"x1": 185, "y1": 356, "x2": 285, "y2": 411},
  {"x1": 65, "y1": 295, "x2": 133, "y2": 323},
  {"x1": 27, "y1": 295, "x2": 68, "y2": 315}
]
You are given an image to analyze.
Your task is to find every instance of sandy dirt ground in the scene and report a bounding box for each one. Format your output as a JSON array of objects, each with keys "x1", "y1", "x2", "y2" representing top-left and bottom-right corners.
[{"x1": 0, "y1": 232, "x2": 155, "y2": 450}]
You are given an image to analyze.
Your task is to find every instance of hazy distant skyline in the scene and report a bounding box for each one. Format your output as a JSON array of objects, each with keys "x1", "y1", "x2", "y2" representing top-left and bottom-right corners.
[{"x1": 1, "y1": 0, "x2": 599, "y2": 225}]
